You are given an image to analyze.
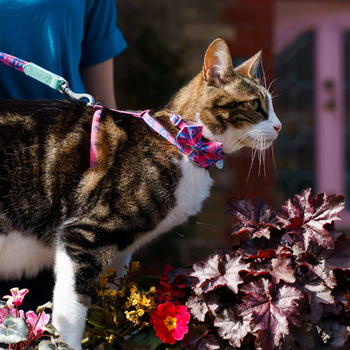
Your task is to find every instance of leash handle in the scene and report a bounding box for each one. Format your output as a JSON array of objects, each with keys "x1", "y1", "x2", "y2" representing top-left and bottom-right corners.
[{"x1": 0, "y1": 52, "x2": 95, "y2": 106}]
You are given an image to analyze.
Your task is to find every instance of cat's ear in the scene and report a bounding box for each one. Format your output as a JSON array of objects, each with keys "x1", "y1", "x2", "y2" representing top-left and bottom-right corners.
[
  {"x1": 203, "y1": 38, "x2": 234, "y2": 86},
  {"x1": 234, "y1": 51, "x2": 262, "y2": 78}
]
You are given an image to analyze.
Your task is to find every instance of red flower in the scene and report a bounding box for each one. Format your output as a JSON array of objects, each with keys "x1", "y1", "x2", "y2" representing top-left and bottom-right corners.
[
  {"x1": 150, "y1": 301, "x2": 190, "y2": 344},
  {"x1": 156, "y1": 283, "x2": 186, "y2": 302}
]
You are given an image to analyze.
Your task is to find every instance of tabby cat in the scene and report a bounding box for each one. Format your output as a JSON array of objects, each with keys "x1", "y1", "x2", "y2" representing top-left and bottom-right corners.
[{"x1": 0, "y1": 39, "x2": 281, "y2": 349}]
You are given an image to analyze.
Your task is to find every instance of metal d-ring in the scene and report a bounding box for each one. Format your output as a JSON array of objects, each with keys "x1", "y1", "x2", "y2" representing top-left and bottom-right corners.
[{"x1": 61, "y1": 83, "x2": 95, "y2": 106}]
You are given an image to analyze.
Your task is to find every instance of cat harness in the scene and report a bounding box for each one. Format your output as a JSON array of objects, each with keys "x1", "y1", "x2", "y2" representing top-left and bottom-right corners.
[{"x1": 0, "y1": 52, "x2": 225, "y2": 170}]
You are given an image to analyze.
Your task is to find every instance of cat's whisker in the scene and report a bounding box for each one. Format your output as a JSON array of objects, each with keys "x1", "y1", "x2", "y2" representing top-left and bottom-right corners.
[
  {"x1": 257, "y1": 136, "x2": 264, "y2": 177},
  {"x1": 271, "y1": 142, "x2": 278, "y2": 178},
  {"x1": 247, "y1": 134, "x2": 260, "y2": 183},
  {"x1": 229, "y1": 130, "x2": 256, "y2": 154},
  {"x1": 228, "y1": 130, "x2": 256, "y2": 147},
  {"x1": 263, "y1": 137, "x2": 267, "y2": 179},
  {"x1": 260, "y1": 60, "x2": 267, "y2": 89},
  {"x1": 267, "y1": 78, "x2": 277, "y2": 93}
]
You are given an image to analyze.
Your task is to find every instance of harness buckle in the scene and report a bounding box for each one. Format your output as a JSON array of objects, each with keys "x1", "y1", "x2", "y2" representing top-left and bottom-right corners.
[{"x1": 172, "y1": 115, "x2": 182, "y2": 127}]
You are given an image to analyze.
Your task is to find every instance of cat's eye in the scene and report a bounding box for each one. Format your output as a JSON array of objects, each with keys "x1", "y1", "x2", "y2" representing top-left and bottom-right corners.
[{"x1": 250, "y1": 99, "x2": 259, "y2": 111}]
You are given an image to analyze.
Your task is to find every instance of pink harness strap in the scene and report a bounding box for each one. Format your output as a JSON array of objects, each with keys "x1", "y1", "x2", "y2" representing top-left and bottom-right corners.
[{"x1": 90, "y1": 106, "x2": 225, "y2": 169}]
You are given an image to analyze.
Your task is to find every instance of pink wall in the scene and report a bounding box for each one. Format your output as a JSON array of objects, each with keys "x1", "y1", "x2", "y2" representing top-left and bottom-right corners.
[{"x1": 273, "y1": 1, "x2": 350, "y2": 227}]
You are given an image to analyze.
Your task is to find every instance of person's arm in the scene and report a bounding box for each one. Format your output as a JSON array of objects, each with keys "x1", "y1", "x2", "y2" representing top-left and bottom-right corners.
[{"x1": 80, "y1": 58, "x2": 117, "y2": 109}]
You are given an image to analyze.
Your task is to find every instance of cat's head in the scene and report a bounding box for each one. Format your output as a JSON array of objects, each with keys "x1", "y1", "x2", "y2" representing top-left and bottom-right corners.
[{"x1": 171, "y1": 38, "x2": 282, "y2": 154}]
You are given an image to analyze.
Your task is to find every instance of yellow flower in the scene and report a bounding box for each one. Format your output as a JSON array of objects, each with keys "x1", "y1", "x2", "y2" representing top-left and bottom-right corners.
[
  {"x1": 100, "y1": 274, "x2": 108, "y2": 287},
  {"x1": 140, "y1": 295, "x2": 151, "y2": 307},
  {"x1": 107, "y1": 267, "x2": 116, "y2": 276},
  {"x1": 129, "y1": 284, "x2": 138, "y2": 294},
  {"x1": 149, "y1": 286, "x2": 156, "y2": 294},
  {"x1": 109, "y1": 290, "x2": 118, "y2": 297},
  {"x1": 137, "y1": 309, "x2": 145, "y2": 317}
]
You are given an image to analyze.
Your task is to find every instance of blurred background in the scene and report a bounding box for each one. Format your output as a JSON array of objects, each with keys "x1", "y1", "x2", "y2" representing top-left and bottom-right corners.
[{"x1": 112, "y1": 0, "x2": 350, "y2": 275}]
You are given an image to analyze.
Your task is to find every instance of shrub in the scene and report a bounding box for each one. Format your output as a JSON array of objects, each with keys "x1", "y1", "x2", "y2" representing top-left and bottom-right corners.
[{"x1": 85, "y1": 189, "x2": 350, "y2": 349}]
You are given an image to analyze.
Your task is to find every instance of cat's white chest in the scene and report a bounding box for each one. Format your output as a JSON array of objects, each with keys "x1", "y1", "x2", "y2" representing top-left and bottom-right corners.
[{"x1": 122, "y1": 157, "x2": 213, "y2": 255}]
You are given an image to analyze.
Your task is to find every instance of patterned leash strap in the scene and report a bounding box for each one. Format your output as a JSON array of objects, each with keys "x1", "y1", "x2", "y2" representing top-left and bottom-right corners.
[{"x1": 0, "y1": 52, "x2": 95, "y2": 106}]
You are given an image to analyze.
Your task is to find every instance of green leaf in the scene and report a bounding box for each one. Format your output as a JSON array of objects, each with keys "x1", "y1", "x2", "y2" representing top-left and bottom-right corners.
[
  {"x1": 38, "y1": 340, "x2": 56, "y2": 350},
  {"x1": 87, "y1": 308, "x2": 108, "y2": 328},
  {"x1": 0, "y1": 301, "x2": 6, "y2": 309},
  {"x1": 55, "y1": 340, "x2": 75, "y2": 350},
  {"x1": 36, "y1": 301, "x2": 53, "y2": 314},
  {"x1": 137, "y1": 276, "x2": 159, "y2": 290},
  {"x1": 127, "y1": 331, "x2": 149, "y2": 347},
  {"x1": 0, "y1": 314, "x2": 29, "y2": 343},
  {"x1": 42, "y1": 324, "x2": 60, "y2": 339},
  {"x1": 165, "y1": 345, "x2": 181, "y2": 350},
  {"x1": 148, "y1": 328, "x2": 163, "y2": 350}
]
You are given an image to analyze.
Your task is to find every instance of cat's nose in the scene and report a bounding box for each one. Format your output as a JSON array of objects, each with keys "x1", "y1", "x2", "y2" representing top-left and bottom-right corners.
[{"x1": 274, "y1": 124, "x2": 282, "y2": 133}]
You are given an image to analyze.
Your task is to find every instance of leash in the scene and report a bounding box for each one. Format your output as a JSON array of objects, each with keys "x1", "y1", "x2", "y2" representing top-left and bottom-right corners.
[
  {"x1": 0, "y1": 52, "x2": 225, "y2": 170},
  {"x1": 0, "y1": 52, "x2": 95, "y2": 106}
]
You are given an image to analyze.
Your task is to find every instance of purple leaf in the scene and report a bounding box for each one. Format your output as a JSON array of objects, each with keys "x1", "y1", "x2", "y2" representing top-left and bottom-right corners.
[
  {"x1": 323, "y1": 235, "x2": 350, "y2": 272},
  {"x1": 298, "y1": 279, "x2": 334, "y2": 323},
  {"x1": 227, "y1": 197, "x2": 278, "y2": 239},
  {"x1": 239, "y1": 279, "x2": 303, "y2": 350},
  {"x1": 277, "y1": 189, "x2": 345, "y2": 250},
  {"x1": 190, "y1": 254, "x2": 249, "y2": 294},
  {"x1": 305, "y1": 321, "x2": 350, "y2": 349},
  {"x1": 185, "y1": 293, "x2": 221, "y2": 322},
  {"x1": 294, "y1": 243, "x2": 337, "y2": 289},
  {"x1": 196, "y1": 335, "x2": 221, "y2": 350},
  {"x1": 214, "y1": 308, "x2": 250, "y2": 348},
  {"x1": 185, "y1": 294, "x2": 208, "y2": 322},
  {"x1": 270, "y1": 255, "x2": 296, "y2": 284},
  {"x1": 221, "y1": 254, "x2": 250, "y2": 293},
  {"x1": 166, "y1": 266, "x2": 191, "y2": 286},
  {"x1": 249, "y1": 248, "x2": 295, "y2": 284},
  {"x1": 179, "y1": 324, "x2": 220, "y2": 350}
]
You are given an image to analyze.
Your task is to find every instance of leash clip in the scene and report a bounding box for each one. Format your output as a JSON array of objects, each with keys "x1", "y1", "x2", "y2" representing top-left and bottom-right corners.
[{"x1": 61, "y1": 83, "x2": 95, "y2": 106}]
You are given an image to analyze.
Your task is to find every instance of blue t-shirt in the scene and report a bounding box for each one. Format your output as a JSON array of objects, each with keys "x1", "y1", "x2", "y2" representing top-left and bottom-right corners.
[{"x1": 0, "y1": 0, "x2": 127, "y2": 99}]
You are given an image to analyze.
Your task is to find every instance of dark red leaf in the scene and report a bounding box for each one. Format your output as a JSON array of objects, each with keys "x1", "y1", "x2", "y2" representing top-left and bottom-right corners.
[
  {"x1": 221, "y1": 254, "x2": 250, "y2": 293},
  {"x1": 297, "y1": 279, "x2": 334, "y2": 323},
  {"x1": 186, "y1": 294, "x2": 208, "y2": 322},
  {"x1": 248, "y1": 249, "x2": 277, "y2": 259},
  {"x1": 277, "y1": 189, "x2": 344, "y2": 250},
  {"x1": 227, "y1": 197, "x2": 277, "y2": 239},
  {"x1": 165, "y1": 266, "x2": 191, "y2": 288},
  {"x1": 294, "y1": 243, "x2": 337, "y2": 289},
  {"x1": 239, "y1": 279, "x2": 303, "y2": 350},
  {"x1": 179, "y1": 324, "x2": 220, "y2": 350},
  {"x1": 249, "y1": 248, "x2": 295, "y2": 284},
  {"x1": 305, "y1": 321, "x2": 350, "y2": 349},
  {"x1": 270, "y1": 255, "x2": 296, "y2": 284},
  {"x1": 190, "y1": 254, "x2": 249, "y2": 294},
  {"x1": 323, "y1": 236, "x2": 350, "y2": 272},
  {"x1": 345, "y1": 293, "x2": 350, "y2": 312},
  {"x1": 214, "y1": 307, "x2": 250, "y2": 348}
]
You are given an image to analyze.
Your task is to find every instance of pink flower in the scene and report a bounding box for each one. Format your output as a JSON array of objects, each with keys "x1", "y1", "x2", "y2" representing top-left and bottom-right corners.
[
  {"x1": 26, "y1": 311, "x2": 50, "y2": 335},
  {"x1": 150, "y1": 301, "x2": 190, "y2": 345},
  {"x1": 3, "y1": 288, "x2": 29, "y2": 307},
  {"x1": 0, "y1": 308, "x2": 8, "y2": 323}
]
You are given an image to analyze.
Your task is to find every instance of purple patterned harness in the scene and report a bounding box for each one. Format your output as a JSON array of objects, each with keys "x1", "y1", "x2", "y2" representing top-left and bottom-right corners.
[{"x1": 0, "y1": 52, "x2": 225, "y2": 170}]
